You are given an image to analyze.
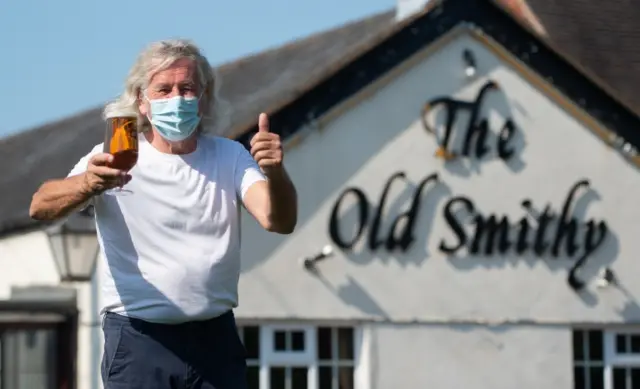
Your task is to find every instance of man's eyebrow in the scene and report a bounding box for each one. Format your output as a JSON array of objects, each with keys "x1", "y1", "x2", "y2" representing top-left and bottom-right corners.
[{"x1": 151, "y1": 82, "x2": 172, "y2": 89}]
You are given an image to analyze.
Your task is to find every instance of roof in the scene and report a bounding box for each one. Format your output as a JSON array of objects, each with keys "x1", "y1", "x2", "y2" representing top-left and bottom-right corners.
[
  {"x1": 218, "y1": 9, "x2": 397, "y2": 139},
  {"x1": 2, "y1": 0, "x2": 640, "y2": 237},
  {"x1": 521, "y1": 0, "x2": 640, "y2": 115}
]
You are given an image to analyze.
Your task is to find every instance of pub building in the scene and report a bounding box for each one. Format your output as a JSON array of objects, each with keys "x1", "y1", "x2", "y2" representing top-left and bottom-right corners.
[{"x1": 1, "y1": 0, "x2": 640, "y2": 388}]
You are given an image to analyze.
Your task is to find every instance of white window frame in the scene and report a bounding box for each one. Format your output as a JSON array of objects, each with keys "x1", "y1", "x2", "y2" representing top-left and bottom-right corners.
[
  {"x1": 575, "y1": 327, "x2": 640, "y2": 389},
  {"x1": 237, "y1": 322, "x2": 368, "y2": 389},
  {"x1": 603, "y1": 329, "x2": 640, "y2": 389},
  {"x1": 260, "y1": 325, "x2": 317, "y2": 389}
]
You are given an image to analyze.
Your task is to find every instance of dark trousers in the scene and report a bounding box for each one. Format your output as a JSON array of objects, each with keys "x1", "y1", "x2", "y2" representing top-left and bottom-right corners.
[{"x1": 101, "y1": 311, "x2": 248, "y2": 389}]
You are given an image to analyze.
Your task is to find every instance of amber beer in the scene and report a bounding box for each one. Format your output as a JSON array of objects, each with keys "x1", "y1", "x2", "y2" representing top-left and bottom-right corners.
[
  {"x1": 102, "y1": 112, "x2": 138, "y2": 195},
  {"x1": 104, "y1": 115, "x2": 138, "y2": 172}
]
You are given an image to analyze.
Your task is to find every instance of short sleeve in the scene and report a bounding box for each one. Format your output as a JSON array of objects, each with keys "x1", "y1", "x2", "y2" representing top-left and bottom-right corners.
[
  {"x1": 67, "y1": 143, "x2": 104, "y2": 177},
  {"x1": 66, "y1": 143, "x2": 104, "y2": 209},
  {"x1": 234, "y1": 143, "x2": 267, "y2": 199}
]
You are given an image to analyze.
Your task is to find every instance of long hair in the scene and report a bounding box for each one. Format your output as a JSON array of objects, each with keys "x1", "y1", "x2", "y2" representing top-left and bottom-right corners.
[{"x1": 103, "y1": 39, "x2": 230, "y2": 136}]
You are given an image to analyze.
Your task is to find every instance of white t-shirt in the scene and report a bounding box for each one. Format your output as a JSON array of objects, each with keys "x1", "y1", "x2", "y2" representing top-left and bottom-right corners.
[{"x1": 67, "y1": 134, "x2": 266, "y2": 324}]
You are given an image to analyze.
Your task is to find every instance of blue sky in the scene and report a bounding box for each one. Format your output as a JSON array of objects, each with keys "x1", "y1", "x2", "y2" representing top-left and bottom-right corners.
[{"x1": 1, "y1": 0, "x2": 394, "y2": 138}]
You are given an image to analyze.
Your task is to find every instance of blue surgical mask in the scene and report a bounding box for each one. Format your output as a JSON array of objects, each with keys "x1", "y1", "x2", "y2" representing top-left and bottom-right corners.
[{"x1": 145, "y1": 94, "x2": 201, "y2": 142}]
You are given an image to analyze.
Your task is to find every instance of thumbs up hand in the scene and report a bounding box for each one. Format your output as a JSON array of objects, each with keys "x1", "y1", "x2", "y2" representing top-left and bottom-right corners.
[{"x1": 250, "y1": 113, "x2": 283, "y2": 175}]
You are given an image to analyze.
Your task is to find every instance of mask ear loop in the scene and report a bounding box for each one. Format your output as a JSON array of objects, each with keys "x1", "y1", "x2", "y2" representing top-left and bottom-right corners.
[{"x1": 196, "y1": 90, "x2": 206, "y2": 121}]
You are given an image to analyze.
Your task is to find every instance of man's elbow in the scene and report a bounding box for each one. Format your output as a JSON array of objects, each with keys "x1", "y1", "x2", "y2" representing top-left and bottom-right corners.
[
  {"x1": 29, "y1": 191, "x2": 47, "y2": 221},
  {"x1": 28, "y1": 185, "x2": 65, "y2": 222},
  {"x1": 278, "y1": 224, "x2": 296, "y2": 235},
  {"x1": 264, "y1": 218, "x2": 297, "y2": 235}
]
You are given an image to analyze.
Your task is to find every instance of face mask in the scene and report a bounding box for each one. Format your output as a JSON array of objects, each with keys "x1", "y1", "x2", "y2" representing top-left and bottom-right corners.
[{"x1": 145, "y1": 94, "x2": 201, "y2": 142}]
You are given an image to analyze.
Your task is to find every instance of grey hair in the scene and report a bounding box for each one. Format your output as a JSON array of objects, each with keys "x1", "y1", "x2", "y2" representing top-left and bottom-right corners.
[{"x1": 103, "y1": 39, "x2": 230, "y2": 135}]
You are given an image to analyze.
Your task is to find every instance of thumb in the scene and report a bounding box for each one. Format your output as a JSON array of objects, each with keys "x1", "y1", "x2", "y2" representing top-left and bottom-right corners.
[{"x1": 258, "y1": 113, "x2": 270, "y2": 133}]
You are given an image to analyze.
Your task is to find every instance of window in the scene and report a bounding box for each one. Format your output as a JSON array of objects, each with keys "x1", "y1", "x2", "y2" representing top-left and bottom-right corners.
[
  {"x1": 1, "y1": 328, "x2": 58, "y2": 389},
  {"x1": 573, "y1": 329, "x2": 604, "y2": 389},
  {"x1": 317, "y1": 327, "x2": 355, "y2": 389},
  {"x1": 238, "y1": 326, "x2": 261, "y2": 389},
  {"x1": 573, "y1": 329, "x2": 640, "y2": 389},
  {"x1": 237, "y1": 325, "x2": 359, "y2": 389}
]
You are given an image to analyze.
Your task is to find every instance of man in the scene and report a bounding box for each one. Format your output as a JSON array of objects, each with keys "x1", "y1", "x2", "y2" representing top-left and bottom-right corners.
[{"x1": 29, "y1": 39, "x2": 297, "y2": 389}]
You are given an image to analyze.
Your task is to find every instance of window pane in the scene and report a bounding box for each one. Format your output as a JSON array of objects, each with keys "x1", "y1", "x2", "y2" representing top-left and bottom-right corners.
[
  {"x1": 270, "y1": 367, "x2": 286, "y2": 388},
  {"x1": 573, "y1": 331, "x2": 584, "y2": 361},
  {"x1": 244, "y1": 326, "x2": 260, "y2": 359},
  {"x1": 291, "y1": 367, "x2": 308, "y2": 389},
  {"x1": 632, "y1": 368, "x2": 640, "y2": 389},
  {"x1": 613, "y1": 367, "x2": 627, "y2": 389},
  {"x1": 318, "y1": 328, "x2": 332, "y2": 360},
  {"x1": 631, "y1": 335, "x2": 640, "y2": 354},
  {"x1": 631, "y1": 367, "x2": 640, "y2": 388},
  {"x1": 2, "y1": 329, "x2": 57, "y2": 389},
  {"x1": 274, "y1": 331, "x2": 287, "y2": 351},
  {"x1": 292, "y1": 331, "x2": 305, "y2": 352},
  {"x1": 318, "y1": 366, "x2": 333, "y2": 389},
  {"x1": 338, "y1": 367, "x2": 354, "y2": 389},
  {"x1": 246, "y1": 366, "x2": 260, "y2": 389},
  {"x1": 589, "y1": 366, "x2": 604, "y2": 389},
  {"x1": 588, "y1": 330, "x2": 603, "y2": 361},
  {"x1": 616, "y1": 334, "x2": 627, "y2": 354},
  {"x1": 573, "y1": 367, "x2": 585, "y2": 389},
  {"x1": 338, "y1": 328, "x2": 354, "y2": 361}
]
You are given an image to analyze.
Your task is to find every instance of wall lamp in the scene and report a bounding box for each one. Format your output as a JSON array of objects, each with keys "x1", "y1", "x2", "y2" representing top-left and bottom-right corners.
[
  {"x1": 595, "y1": 267, "x2": 618, "y2": 289},
  {"x1": 301, "y1": 245, "x2": 334, "y2": 272},
  {"x1": 46, "y1": 208, "x2": 99, "y2": 282},
  {"x1": 462, "y1": 49, "x2": 477, "y2": 78}
]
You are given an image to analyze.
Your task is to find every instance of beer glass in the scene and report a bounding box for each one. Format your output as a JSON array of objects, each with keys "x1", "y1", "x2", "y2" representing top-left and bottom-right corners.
[{"x1": 103, "y1": 114, "x2": 138, "y2": 196}]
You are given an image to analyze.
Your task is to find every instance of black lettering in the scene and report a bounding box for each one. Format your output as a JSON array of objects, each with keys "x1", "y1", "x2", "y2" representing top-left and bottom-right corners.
[
  {"x1": 471, "y1": 215, "x2": 511, "y2": 255},
  {"x1": 534, "y1": 205, "x2": 555, "y2": 256},
  {"x1": 583, "y1": 221, "x2": 608, "y2": 258},
  {"x1": 439, "y1": 197, "x2": 473, "y2": 254},
  {"x1": 386, "y1": 173, "x2": 439, "y2": 251},
  {"x1": 423, "y1": 80, "x2": 508, "y2": 159},
  {"x1": 328, "y1": 171, "x2": 611, "y2": 294},
  {"x1": 516, "y1": 200, "x2": 532, "y2": 254},
  {"x1": 516, "y1": 218, "x2": 530, "y2": 254},
  {"x1": 462, "y1": 82, "x2": 499, "y2": 159},
  {"x1": 422, "y1": 98, "x2": 471, "y2": 155},
  {"x1": 552, "y1": 180, "x2": 589, "y2": 257},
  {"x1": 462, "y1": 119, "x2": 490, "y2": 158},
  {"x1": 368, "y1": 172, "x2": 405, "y2": 250},
  {"x1": 497, "y1": 119, "x2": 516, "y2": 161},
  {"x1": 328, "y1": 188, "x2": 369, "y2": 249},
  {"x1": 567, "y1": 220, "x2": 609, "y2": 291}
]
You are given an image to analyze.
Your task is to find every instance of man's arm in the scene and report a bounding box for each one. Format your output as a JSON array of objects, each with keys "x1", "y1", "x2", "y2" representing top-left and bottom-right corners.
[
  {"x1": 29, "y1": 152, "x2": 128, "y2": 222},
  {"x1": 242, "y1": 168, "x2": 298, "y2": 234},
  {"x1": 238, "y1": 113, "x2": 298, "y2": 234},
  {"x1": 30, "y1": 174, "x2": 95, "y2": 221}
]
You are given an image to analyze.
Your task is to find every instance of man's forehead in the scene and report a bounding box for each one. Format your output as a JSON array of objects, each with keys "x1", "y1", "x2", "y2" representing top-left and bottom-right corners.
[{"x1": 149, "y1": 59, "x2": 197, "y2": 83}]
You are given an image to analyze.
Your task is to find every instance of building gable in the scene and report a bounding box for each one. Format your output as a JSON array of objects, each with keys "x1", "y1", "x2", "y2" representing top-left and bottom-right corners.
[{"x1": 236, "y1": 3, "x2": 640, "y2": 324}]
